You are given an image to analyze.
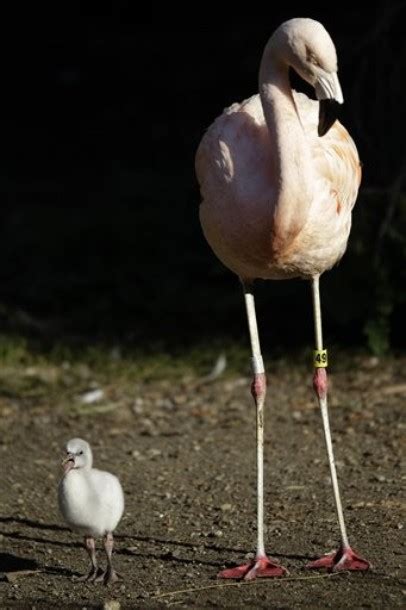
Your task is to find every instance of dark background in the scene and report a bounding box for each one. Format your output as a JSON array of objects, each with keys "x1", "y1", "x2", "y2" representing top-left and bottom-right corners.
[{"x1": 1, "y1": 5, "x2": 405, "y2": 355}]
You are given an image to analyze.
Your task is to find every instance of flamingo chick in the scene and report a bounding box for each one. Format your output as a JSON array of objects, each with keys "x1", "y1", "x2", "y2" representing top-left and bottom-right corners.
[
  {"x1": 58, "y1": 438, "x2": 124, "y2": 585},
  {"x1": 195, "y1": 18, "x2": 370, "y2": 579}
]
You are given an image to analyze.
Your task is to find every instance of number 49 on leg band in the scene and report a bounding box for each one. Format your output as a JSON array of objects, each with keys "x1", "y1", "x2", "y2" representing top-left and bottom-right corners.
[{"x1": 314, "y1": 349, "x2": 328, "y2": 367}]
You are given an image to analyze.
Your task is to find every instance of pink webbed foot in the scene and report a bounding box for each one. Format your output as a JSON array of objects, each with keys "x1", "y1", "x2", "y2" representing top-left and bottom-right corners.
[
  {"x1": 218, "y1": 556, "x2": 287, "y2": 580},
  {"x1": 306, "y1": 545, "x2": 370, "y2": 572}
]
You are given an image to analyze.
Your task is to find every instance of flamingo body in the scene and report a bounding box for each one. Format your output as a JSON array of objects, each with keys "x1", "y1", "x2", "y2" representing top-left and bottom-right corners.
[
  {"x1": 58, "y1": 465, "x2": 124, "y2": 538},
  {"x1": 196, "y1": 92, "x2": 361, "y2": 281},
  {"x1": 58, "y1": 438, "x2": 124, "y2": 585}
]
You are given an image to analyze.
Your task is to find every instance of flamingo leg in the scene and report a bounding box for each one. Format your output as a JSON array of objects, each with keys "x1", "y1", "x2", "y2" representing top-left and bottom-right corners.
[
  {"x1": 95, "y1": 532, "x2": 120, "y2": 585},
  {"x1": 75, "y1": 536, "x2": 99, "y2": 581},
  {"x1": 218, "y1": 283, "x2": 287, "y2": 580},
  {"x1": 306, "y1": 275, "x2": 370, "y2": 572}
]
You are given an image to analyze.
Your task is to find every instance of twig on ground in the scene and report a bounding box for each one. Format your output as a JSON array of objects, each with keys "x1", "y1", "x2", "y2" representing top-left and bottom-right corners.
[{"x1": 151, "y1": 571, "x2": 347, "y2": 600}]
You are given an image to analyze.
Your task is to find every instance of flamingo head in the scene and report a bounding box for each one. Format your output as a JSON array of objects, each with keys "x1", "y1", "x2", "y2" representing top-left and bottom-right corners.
[
  {"x1": 269, "y1": 18, "x2": 344, "y2": 136},
  {"x1": 62, "y1": 437, "x2": 93, "y2": 473}
]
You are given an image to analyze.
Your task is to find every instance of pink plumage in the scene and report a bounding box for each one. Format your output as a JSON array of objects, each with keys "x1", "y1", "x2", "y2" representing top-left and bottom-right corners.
[{"x1": 196, "y1": 71, "x2": 361, "y2": 282}]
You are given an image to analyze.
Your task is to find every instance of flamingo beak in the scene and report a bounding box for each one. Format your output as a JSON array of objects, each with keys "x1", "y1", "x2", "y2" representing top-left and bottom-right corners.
[
  {"x1": 62, "y1": 452, "x2": 75, "y2": 473},
  {"x1": 315, "y1": 72, "x2": 343, "y2": 137},
  {"x1": 318, "y1": 100, "x2": 341, "y2": 137}
]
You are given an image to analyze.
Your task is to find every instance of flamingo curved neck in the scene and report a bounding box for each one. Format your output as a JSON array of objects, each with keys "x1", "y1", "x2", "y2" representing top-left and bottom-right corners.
[{"x1": 259, "y1": 46, "x2": 314, "y2": 248}]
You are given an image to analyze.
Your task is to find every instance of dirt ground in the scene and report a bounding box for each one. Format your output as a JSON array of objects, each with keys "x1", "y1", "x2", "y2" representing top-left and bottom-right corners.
[{"x1": 0, "y1": 354, "x2": 404, "y2": 608}]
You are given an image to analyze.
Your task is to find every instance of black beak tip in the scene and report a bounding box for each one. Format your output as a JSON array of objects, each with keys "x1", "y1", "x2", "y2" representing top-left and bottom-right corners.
[{"x1": 318, "y1": 99, "x2": 341, "y2": 137}]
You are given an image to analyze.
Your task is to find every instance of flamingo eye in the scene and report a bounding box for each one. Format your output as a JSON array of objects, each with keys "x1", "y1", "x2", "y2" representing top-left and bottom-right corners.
[
  {"x1": 78, "y1": 451, "x2": 84, "y2": 455},
  {"x1": 305, "y1": 46, "x2": 321, "y2": 67}
]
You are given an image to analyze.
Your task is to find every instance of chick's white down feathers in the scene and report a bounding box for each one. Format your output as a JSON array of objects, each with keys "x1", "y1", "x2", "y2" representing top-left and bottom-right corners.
[{"x1": 58, "y1": 438, "x2": 124, "y2": 537}]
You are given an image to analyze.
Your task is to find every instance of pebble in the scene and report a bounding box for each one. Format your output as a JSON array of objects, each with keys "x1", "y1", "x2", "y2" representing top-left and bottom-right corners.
[
  {"x1": 131, "y1": 449, "x2": 144, "y2": 460},
  {"x1": 79, "y1": 388, "x2": 104, "y2": 404},
  {"x1": 148, "y1": 448, "x2": 162, "y2": 459},
  {"x1": 139, "y1": 418, "x2": 159, "y2": 437}
]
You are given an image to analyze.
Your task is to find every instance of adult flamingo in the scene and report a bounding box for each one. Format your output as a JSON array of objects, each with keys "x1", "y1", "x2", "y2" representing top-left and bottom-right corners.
[{"x1": 195, "y1": 18, "x2": 370, "y2": 579}]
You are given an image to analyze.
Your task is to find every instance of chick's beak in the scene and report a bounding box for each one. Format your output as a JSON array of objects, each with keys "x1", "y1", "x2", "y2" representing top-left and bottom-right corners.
[{"x1": 62, "y1": 453, "x2": 75, "y2": 473}]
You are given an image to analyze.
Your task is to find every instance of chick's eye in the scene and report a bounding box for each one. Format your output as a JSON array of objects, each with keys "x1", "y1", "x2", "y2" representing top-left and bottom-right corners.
[{"x1": 79, "y1": 451, "x2": 84, "y2": 455}]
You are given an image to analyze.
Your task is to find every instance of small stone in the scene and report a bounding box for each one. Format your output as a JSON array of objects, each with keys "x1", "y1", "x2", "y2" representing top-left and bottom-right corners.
[
  {"x1": 79, "y1": 388, "x2": 104, "y2": 404},
  {"x1": 139, "y1": 418, "x2": 159, "y2": 437},
  {"x1": 148, "y1": 448, "x2": 162, "y2": 459},
  {"x1": 131, "y1": 450, "x2": 144, "y2": 460},
  {"x1": 362, "y1": 356, "x2": 379, "y2": 369}
]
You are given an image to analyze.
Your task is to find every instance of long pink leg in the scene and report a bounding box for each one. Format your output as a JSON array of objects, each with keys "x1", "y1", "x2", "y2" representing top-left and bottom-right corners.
[
  {"x1": 306, "y1": 275, "x2": 370, "y2": 571},
  {"x1": 218, "y1": 284, "x2": 287, "y2": 580},
  {"x1": 75, "y1": 536, "x2": 99, "y2": 581}
]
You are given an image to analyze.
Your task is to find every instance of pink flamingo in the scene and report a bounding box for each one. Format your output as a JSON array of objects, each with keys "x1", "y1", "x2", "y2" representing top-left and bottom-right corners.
[{"x1": 195, "y1": 18, "x2": 370, "y2": 579}]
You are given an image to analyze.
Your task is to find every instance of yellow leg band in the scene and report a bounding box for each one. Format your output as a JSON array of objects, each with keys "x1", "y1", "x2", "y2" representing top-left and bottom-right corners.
[{"x1": 314, "y1": 349, "x2": 328, "y2": 368}]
